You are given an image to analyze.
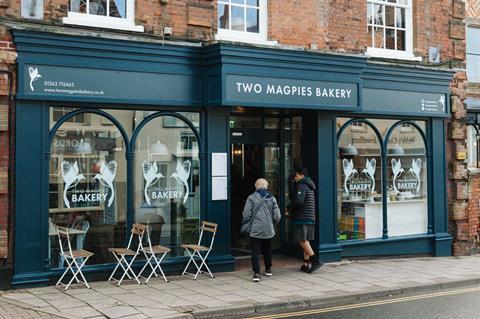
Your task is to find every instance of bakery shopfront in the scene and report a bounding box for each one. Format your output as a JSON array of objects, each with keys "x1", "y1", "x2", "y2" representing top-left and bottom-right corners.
[{"x1": 11, "y1": 29, "x2": 453, "y2": 287}]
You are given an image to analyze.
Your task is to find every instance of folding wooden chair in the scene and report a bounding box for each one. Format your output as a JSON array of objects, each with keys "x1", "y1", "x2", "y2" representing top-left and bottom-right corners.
[
  {"x1": 138, "y1": 225, "x2": 171, "y2": 284},
  {"x1": 181, "y1": 221, "x2": 218, "y2": 280},
  {"x1": 108, "y1": 223, "x2": 146, "y2": 286},
  {"x1": 55, "y1": 226, "x2": 94, "y2": 291}
]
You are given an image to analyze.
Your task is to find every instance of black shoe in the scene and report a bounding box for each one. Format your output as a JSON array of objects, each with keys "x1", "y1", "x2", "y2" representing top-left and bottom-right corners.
[
  {"x1": 253, "y1": 273, "x2": 261, "y2": 282},
  {"x1": 300, "y1": 264, "x2": 309, "y2": 273},
  {"x1": 308, "y1": 256, "x2": 324, "y2": 274},
  {"x1": 264, "y1": 269, "x2": 272, "y2": 277}
]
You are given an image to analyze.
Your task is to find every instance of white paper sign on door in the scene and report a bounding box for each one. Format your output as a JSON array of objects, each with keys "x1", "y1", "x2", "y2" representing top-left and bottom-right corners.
[
  {"x1": 212, "y1": 176, "x2": 228, "y2": 201},
  {"x1": 212, "y1": 153, "x2": 227, "y2": 177}
]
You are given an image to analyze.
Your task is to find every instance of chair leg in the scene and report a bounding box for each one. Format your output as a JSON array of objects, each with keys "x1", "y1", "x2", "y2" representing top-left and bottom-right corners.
[
  {"x1": 182, "y1": 248, "x2": 195, "y2": 276},
  {"x1": 117, "y1": 255, "x2": 140, "y2": 286},
  {"x1": 108, "y1": 254, "x2": 122, "y2": 282},
  {"x1": 196, "y1": 250, "x2": 214, "y2": 279}
]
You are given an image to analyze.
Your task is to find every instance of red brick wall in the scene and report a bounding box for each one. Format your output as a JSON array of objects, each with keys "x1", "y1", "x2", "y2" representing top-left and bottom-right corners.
[
  {"x1": 0, "y1": 0, "x2": 465, "y2": 61},
  {"x1": 0, "y1": 26, "x2": 16, "y2": 261}
]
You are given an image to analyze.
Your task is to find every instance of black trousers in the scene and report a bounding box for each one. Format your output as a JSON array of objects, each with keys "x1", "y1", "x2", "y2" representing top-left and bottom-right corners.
[{"x1": 250, "y1": 237, "x2": 272, "y2": 274}]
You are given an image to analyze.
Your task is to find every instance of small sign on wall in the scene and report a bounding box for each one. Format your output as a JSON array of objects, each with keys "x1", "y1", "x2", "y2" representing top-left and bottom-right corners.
[
  {"x1": 211, "y1": 152, "x2": 228, "y2": 201},
  {"x1": 212, "y1": 176, "x2": 228, "y2": 201}
]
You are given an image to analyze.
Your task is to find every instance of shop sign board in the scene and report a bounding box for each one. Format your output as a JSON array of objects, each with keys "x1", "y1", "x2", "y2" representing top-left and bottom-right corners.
[
  {"x1": 363, "y1": 88, "x2": 447, "y2": 115},
  {"x1": 226, "y1": 75, "x2": 358, "y2": 108},
  {"x1": 22, "y1": 64, "x2": 202, "y2": 103}
]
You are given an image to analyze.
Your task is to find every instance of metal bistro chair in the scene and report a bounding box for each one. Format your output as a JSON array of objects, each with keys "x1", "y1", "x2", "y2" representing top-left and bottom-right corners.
[
  {"x1": 138, "y1": 225, "x2": 171, "y2": 284},
  {"x1": 181, "y1": 221, "x2": 218, "y2": 280},
  {"x1": 56, "y1": 226, "x2": 94, "y2": 290},
  {"x1": 108, "y1": 223, "x2": 146, "y2": 286},
  {"x1": 59, "y1": 220, "x2": 90, "y2": 268}
]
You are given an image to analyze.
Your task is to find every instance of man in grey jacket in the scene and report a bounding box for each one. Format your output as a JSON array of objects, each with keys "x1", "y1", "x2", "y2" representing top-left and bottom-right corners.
[{"x1": 242, "y1": 178, "x2": 281, "y2": 282}]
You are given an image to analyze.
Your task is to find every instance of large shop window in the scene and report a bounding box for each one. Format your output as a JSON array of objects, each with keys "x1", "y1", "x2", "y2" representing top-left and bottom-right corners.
[
  {"x1": 337, "y1": 118, "x2": 428, "y2": 242},
  {"x1": 49, "y1": 108, "x2": 201, "y2": 269},
  {"x1": 62, "y1": 0, "x2": 144, "y2": 32},
  {"x1": 133, "y1": 113, "x2": 200, "y2": 257},
  {"x1": 366, "y1": 0, "x2": 418, "y2": 61}
]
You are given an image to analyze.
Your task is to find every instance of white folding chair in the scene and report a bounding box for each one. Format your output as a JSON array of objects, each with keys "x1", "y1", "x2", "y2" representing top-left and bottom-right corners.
[
  {"x1": 181, "y1": 221, "x2": 218, "y2": 280},
  {"x1": 138, "y1": 225, "x2": 171, "y2": 284},
  {"x1": 108, "y1": 223, "x2": 146, "y2": 286},
  {"x1": 55, "y1": 226, "x2": 94, "y2": 291}
]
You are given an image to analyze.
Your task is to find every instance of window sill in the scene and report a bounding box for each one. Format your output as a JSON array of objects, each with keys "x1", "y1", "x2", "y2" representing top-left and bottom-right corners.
[
  {"x1": 63, "y1": 13, "x2": 144, "y2": 32},
  {"x1": 215, "y1": 33, "x2": 277, "y2": 46},
  {"x1": 366, "y1": 48, "x2": 422, "y2": 62}
]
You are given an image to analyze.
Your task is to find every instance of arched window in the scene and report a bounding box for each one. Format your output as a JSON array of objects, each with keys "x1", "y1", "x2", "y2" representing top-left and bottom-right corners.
[
  {"x1": 337, "y1": 119, "x2": 384, "y2": 241},
  {"x1": 385, "y1": 121, "x2": 428, "y2": 236},
  {"x1": 133, "y1": 112, "x2": 201, "y2": 257},
  {"x1": 49, "y1": 108, "x2": 128, "y2": 268}
]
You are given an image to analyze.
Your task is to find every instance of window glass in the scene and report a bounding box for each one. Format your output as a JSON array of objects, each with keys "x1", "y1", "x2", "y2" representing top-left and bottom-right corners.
[
  {"x1": 467, "y1": 27, "x2": 480, "y2": 83},
  {"x1": 134, "y1": 115, "x2": 200, "y2": 257},
  {"x1": 467, "y1": 125, "x2": 478, "y2": 168},
  {"x1": 337, "y1": 118, "x2": 428, "y2": 241},
  {"x1": 367, "y1": 0, "x2": 410, "y2": 52},
  {"x1": 337, "y1": 119, "x2": 392, "y2": 241},
  {"x1": 49, "y1": 108, "x2": 202, "y2": 268},
  {"x1": 218, "y1": 0, "x2": 262, "y2": 34},
  {"x1": 69, "y1": 0, "x2": 126, "y2": 19},
  {"x1": 49, "y1": 108, "x2": 129, "y2": 268},
  {"x1": 386, "y1": 122, "x2": 428, "y2": 236}
]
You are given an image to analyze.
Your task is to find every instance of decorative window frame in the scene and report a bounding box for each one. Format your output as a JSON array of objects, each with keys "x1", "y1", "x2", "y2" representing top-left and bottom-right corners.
[
  {"x1": 215, "y1": 0, "x2": 277, "y2": 46},
  {"x1": 63, "y1": 0, "x2": 144, "y2": 32},
  {"x1": 467, "y1": 26, "x2": 480, "y2": 83},
  {"x1": 366, "y1": 0, "x2": 421, "y2": 61}
]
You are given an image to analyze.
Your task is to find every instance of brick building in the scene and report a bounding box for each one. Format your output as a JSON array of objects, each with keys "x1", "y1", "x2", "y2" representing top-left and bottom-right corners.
[{"x1": 0, "y1": 0, "x2": 469, "y2": 288}]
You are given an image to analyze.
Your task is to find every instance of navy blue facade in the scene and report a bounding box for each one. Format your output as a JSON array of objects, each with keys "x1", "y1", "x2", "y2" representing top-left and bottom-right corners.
[{"x1": 12, "y1": 30, "x2": 453, "y2": 287}]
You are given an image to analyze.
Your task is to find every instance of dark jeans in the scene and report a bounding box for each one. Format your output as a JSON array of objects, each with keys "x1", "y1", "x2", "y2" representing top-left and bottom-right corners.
[{"x1": 250, "y1": 237, "x2": 272, "y2": 274}]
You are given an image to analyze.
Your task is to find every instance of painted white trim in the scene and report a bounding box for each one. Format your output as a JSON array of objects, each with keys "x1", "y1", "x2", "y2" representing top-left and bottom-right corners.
[
  {"x1": 63, "y1": 0, "x2": 144, "y2": 32},
  {"x1": 216, "y1": 0, "x2": 274, "y2": 45},
  {"x1": 366, "y1": 47, "x2": 422, "y2": 61},
  {"x1": 366, "y1": 0, "x2": 418, "y2": 60}
]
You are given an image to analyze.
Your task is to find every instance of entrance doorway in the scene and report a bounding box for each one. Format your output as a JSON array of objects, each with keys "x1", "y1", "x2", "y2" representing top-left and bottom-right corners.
[{"x1": 230, "y1": 112, "x2": 303, "y2": 257}]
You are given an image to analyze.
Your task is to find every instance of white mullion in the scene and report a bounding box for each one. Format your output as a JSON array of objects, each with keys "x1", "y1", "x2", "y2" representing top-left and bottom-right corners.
[
  {"x1": 86, "y1": 0, "x2": 90, "y2": 15},
  {"x1": 369, "y1": 0, "x2": 408, "y2": 8},
  {"x1": 394, "y1": 5, "x2": 397, "y2": 50},
  {"x1": 244, "y1": 0, "x2": 247, "y2": 32},
  {"x1": 107, "y1": 0, "x2": 110, "y2": 17},
  {"x1": 229, "y1": 2, "x2": 232, "y2": 30}
]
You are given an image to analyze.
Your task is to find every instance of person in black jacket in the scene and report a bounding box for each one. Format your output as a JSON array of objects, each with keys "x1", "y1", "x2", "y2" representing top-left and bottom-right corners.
[{"x1": 289, "y1": 167, "x2": 323, "y2": 273}]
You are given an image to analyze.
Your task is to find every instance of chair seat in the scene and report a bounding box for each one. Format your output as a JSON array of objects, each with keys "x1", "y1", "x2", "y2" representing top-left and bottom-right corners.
[
  {"x1": 65, "y1": 249, "x2": 94, "y2": 259},
  {"x1": 144, "y1": 245, "x2": 171, "y2": 254},
  {"x1": 109, "y1": 248, "x2": 137, "y2": 256},
  {"x1": 181, "y1": 244, "x2": 209, "y2": 251}
]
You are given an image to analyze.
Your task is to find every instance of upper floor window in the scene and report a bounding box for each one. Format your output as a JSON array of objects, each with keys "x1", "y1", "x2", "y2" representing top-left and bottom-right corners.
[
  {"x1": 63, "y1": 0, "x2": 144, "y2": 32},
  {"x1": 216, "y1": 0, "x2": 275, "y2": 45},
  {"x1": 467, "y1": 27, "x2": 480, "y2": 83},
  {"x1": 366, "y1": 0, "x2": 419, "y2": 61}
]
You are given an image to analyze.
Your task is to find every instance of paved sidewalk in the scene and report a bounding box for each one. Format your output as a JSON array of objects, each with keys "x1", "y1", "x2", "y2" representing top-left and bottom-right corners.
[{"x1": 3, "y1": 256, "x2": 480, "y2": 319}]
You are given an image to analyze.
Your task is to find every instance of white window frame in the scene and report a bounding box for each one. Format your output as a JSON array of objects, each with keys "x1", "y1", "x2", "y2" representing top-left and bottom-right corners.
[
  {"x1": 63, "y1": 0, "x2": 144, "y2": 32},
  {"x1": 215, "y1": 0, "x2": 277, "y2": 46},
  {"x1": 366, "y1": 0, "x2": 421, "y2": 61},
  {"x1": 467, "y1": 26, "x2": 480, "y2": 83},
  {"x1": 467, "y1": 125, "x2": 479, "y2": 168}
]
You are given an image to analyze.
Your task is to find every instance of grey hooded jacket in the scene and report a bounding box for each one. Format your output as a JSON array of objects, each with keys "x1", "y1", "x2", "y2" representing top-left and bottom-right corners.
[{"x1": 242, "y1": 190, "x2": 281, "y2": 239}]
